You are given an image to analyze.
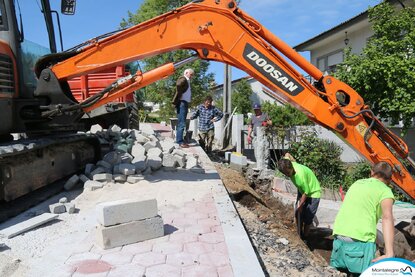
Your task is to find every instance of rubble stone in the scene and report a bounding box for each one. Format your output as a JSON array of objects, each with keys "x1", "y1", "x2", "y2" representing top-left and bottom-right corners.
[
  {"x1": 97, "y1": 160, "x2": 112, "y2": 170},
  {"x1": 85, "y1": 163, "x2": 95, "y2": 176},
  {"x1": 186, "y1": 155, "x2": 198, "y2": 169},
  {"x1": 103, "y1": 151, "x2": 122, "y2": 165},
  {"x1": 59, "y1": 197, "x2": 68, "y2": 204},
  {"x1": 90, "y1": 167, "x2": 106, "y2": 177},
  {"x1": 132, "y1": 157, "x2": 147, "y2": 172},
  {"x1": 49, "y1": 203, "x2": 66, "y2": 214},
  {"x1": 90, "y1": 124, "x2": 103, "y2": 134},
  {"x1": 64, "y1": 175, "x2": 80, "y2": 191},
  {"x1": 79, "y1": 174, "x2": 90, "y2": 184},
  {"x1": 131, "y1": 144, "x2": 146, "y2": 159},
  {"x1": 162, "y1": 154, "x2": 178, "y2": 168}
]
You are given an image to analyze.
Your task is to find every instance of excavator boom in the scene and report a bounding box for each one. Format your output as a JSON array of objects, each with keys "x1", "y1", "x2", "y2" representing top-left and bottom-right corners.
[{"x1": 36, "y1": 0, "x2": 415, "y2": 200}]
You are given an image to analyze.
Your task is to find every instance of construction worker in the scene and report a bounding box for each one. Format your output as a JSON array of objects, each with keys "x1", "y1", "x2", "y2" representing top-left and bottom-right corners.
[
  {"x1": 330, "y1": 162, "x2": 395, "y2": 275},
  {"x1": 190, "y1": 95, "x2": 223, "y2": 154},
  {"x1": 247, "y1": 103, "x2": 272, "y2": 168},
  {"x1": 278, "y1": 153, "x2": 321, "y2": 239}
]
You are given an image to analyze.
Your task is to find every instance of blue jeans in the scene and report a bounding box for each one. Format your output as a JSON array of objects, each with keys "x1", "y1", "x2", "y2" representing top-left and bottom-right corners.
[{"x1": 176, "y1": 101, "x2": 188, "y2": 144}]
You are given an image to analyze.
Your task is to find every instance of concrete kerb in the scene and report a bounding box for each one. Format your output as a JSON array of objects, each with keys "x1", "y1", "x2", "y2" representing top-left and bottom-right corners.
[{"x1": 189, "y1": 145, "x2": 265, "y2": 277}]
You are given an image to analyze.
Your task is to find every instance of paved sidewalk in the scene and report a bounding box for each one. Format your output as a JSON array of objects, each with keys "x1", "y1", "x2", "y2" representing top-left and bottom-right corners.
[{"x1": 1, "y1": 132, "x2": 263, "y2": 277}]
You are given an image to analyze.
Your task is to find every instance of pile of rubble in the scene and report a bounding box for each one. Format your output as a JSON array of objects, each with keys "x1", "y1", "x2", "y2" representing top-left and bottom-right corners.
[{"x1": 64, "y1": 124, "x2": 203, "y2": 192}]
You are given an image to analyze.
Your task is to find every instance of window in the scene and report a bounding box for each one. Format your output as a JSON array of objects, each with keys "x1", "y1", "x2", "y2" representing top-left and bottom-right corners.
[{"x1": 316, "y1": 50, "x2": 344, "y2": 74}]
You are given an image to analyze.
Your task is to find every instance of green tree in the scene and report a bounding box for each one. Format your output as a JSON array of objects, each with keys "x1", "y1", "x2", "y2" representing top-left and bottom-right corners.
[
  {"x1": 232, "y1": 79, "x2": 253, "y2": 115},
  {"x1": 120, "y1": 0, "x2": 214, "y2": 121},
  {"x1": 335, "y1": 2, "x2": 415, "y2": 130},
  {"x1": 261, "y1": 102, "x2": 311, "y2": 128}
]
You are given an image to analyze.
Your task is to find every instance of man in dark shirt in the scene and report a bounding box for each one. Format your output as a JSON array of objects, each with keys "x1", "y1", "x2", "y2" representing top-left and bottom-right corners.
[
  {"x1": 247, "y1": 103, "x2": 272, "y2": 144},
  {"x1": 191, "y1": 96, "x2": 223, "y2": 153}
]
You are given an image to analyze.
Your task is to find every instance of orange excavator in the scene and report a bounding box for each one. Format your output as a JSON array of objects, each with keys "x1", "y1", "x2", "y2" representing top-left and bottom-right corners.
[{"x1": 2, "y1": 0, "x2": 415, "y2": 202}]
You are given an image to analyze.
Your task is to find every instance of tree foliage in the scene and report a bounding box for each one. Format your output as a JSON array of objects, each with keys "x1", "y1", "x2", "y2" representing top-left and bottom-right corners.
[
  {"x1": 261, "y1": 102, "x2": 311, "y2": 128},
  {"x1": 289, "y1": 133, "x2": 346, "y2": 189},
  {"x1": 232, "y1": 79, "x2": 253, "y2": 115},
  {"x1": 120, "y1": 0, "x2": 214, "y2": 121},
  {"x1": 335, "y1": 2, "x2": 415, "y2": 129}
]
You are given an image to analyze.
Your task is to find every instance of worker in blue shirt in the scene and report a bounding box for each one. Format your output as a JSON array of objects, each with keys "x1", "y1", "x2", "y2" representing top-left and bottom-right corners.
[{"x1": 191, "y1": 95, "x2": 223, "y2": 153}]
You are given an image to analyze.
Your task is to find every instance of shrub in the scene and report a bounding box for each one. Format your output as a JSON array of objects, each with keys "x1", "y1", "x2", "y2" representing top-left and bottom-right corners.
[
  {"x1": 343, "y1": 161, "x2": 371, "y2": 190},
  {"x1": 289, "y1": 132, "x2": 346, "y2": 190}
]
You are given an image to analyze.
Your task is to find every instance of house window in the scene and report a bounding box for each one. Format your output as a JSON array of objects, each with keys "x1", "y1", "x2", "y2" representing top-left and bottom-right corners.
[{"x1": 317, "y1": 50, "x2": 344, "y2": 74}]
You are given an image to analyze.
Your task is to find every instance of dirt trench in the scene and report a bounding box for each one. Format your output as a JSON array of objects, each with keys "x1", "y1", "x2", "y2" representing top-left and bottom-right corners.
[{"x1": 215, "y1": 164, "x2": 342, "y2": 277}]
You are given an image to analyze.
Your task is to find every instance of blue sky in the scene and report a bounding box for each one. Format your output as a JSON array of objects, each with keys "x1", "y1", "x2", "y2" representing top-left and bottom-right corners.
[{"x1": 22, "y1": 0, "x2": 381, "y2": 84}]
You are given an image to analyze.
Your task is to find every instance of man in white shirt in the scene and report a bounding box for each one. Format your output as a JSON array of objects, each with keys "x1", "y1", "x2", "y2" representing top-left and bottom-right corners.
[{"x1": 172, "y1": 68, "x2": 194, "y2": 148}]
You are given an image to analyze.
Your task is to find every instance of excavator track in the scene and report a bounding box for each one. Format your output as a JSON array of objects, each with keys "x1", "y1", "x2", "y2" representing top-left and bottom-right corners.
[{"x1": 0, "y1": 134, "x2": 100, "y2": 205}]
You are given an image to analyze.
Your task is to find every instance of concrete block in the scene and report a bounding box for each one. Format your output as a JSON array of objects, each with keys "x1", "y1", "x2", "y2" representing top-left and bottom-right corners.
[
  {"x1": 85, "y1": 163, "x2": 95, "y2": 176},
  {"x1": 186, "y1": 156, "x2": 198, "y2": 169},
  {"x1": 0, "y1": 213, "x2": 58, "y2": 239},
  {"x1": 172, "y1": 149, "x2": 186, "y2": 157},
  {"x1": 102, "y1": 151, "x2": 122, "y2": 165},
  {"x1": 272, "y1": 177, "x2": 297, "y2": 194},
  {"x1": 147, "y1": 156, "x2": 162, "y2": 171},
  {"x1": 190, "y1": 167, "x2": 205, "y2": 174},
  {"x1": 131, "y1": 144, "x2": 146, "y2": 159},
  {"x1": 174, "y1": 155, "x2": 186, "y2": 168},
  {"x1": 120, "y1": 152, "x2": 133, "y2": 164},
  {"x1": 133, "y1": 157, "x2": 147, "y2": 172},
  {"x1": 162, "y1": 154, "x2": 178, "y2": 168},
  {"x1": 127, "y1": 175, "x2": 145, "y2": 184},
  {"x1": 119, "y1": 163, "x2": 136, "y2": 175},
  {"x1": 147, "y1": 148, "x2": 162, "y2": 158},
  {"x1": 96, "y1": 198, "x2": 158, "y2": 227},
  {"x1": 65, "y1": 203, "x2": 76, "y2": 214},
  {"x1": 59, "y1": 197, "x2": 68, "y2": 204},
  {"x1": 110, "y1": 124, "x2": 122, "y2": 133},
  {"x1": 90, "y1": 124, "x2": 103, "y2": 134},
  {"x1": 64, "y1": 175, "x2": 79, "y2": 191},
  {"x1": 84, "y1": 180, "x2": 104, "y2": 191},
  {"x1": 49, "y1": 203, "x2": 66, "y2": 214},
  {"x1": 93, "y1": 173, "x2": 113, "y2": 182},
  {"x1": 113, "y1": 174, "x2": 127, "y2": 182},
  {"x1": 96, "y1": 216, "x2": 164, "y2": 249},
  {"x1": 79, "y1": 174, "x2": 90, "y2": 183},
  {"x1": 143, "y1": 141, "x2": 157, "y2": 152},
  {"x1": 160, "y1": 141, "x2": 175, "y2": 153},
  {"x1": 97, "y1": 160, "x2": 112, "y2": 170},
  {"x1": 142, "y1": 167, "x2": 152, "y2": 175},
  {"x1": 135, "y1": 134, "x2": 149, "y2": 145},
  {"x1": 90, "y1": 167, "x2": 106, "y2": 177},
  {"x1": 230, "y1": 153, "x2": 247, "y2": 166}
]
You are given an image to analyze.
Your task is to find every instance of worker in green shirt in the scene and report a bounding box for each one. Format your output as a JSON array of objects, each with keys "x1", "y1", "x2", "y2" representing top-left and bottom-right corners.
[
  {"x1": 278, "y1": 153, "x2": 321, "y2": 239},
  {"x1": 330, "y1": 162, "x2": 395, "y2": 275}
]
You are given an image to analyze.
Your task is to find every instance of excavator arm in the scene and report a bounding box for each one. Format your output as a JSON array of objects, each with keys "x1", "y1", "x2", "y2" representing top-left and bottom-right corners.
[{"x1": 35, "y1": 0, "x2": 415, "y2": 200}]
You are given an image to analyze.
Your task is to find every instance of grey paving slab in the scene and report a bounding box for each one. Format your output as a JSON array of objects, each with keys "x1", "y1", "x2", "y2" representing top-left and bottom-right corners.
[{"x1": 0, "y1": 213, "x2": 58, "y2": 239}]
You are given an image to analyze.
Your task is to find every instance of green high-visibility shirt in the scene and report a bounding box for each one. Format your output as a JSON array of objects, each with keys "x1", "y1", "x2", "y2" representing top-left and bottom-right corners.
[
  {"x1": 333, "y1": 177, "x2": 394, "y2": 242},
  {"x1": 291, "y1": 162, "x2": 321, "y2": 198}
]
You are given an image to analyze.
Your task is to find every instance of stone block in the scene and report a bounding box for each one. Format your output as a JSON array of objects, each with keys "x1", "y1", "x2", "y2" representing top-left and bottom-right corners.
[
  {"x1": 131, "y1": 144, "x2": 146, "y2": 159},
  {"x1": 143, "y1": 141, "x2": 157, "y2": 152},
  {"x1": 132, "y1": 157, "x2": 147, "y2": 172},
  {"x1": 135, "y1": 134, "x2": 149, "y2": 145},
  {"x1": 59, "y1": 197, "x2": 68, "y2": 204},
  {"x1": 113, "y1": 174, "x2": 127, "y2": 182},
  {"x1": 79, "y1": 174, "x2": 90, "y2": 184},
  {"x1": 147, "y1": 148, "x2": 162, "y2": 158},
  {"x1": 119, "y1": 163, "x2": 136, "y2": 175},
  {"x1": 162, "y1": 154, "x2": 177, "y2": 168},
  {"x1": 49, "y1": 203, "x2": 66, "y2": 214},
  {"x1": 160, "y1": 141, "x2": 175, "y2": 153},
  {"x1": 90, "y1": 124, "x2": 103, "y2": 134},
  {"x1": 230, "y1": 153, "x2": 247, "y2": 166},
  {"x1": 127, "y1": 175, "x2": 145, "y2": 184},
  {"x1": 65, "y1": 203, "x2": 76, "y2": 214},
  {"x1": 84, "y1": 180, "x2": 105, "y2": 191},
  {"x1": 120, "y1": 152, "x2": 133, "y2": 164},
  {"x1": 96, "y1": 216, "x2": 164, "y2": 249},
  {"x1": 64, "y1": 175, "x2": 80, "y2": 191},
  {"x1": 97, "y1": 160, "x2": 112, "y2": 170},
  {"x1": 90, "y1": 167, "x2": 106, "y2": 177},
  {"x1": 147, "y1": 156, "x2": 162, "y2": 171},
  {"x1": 96, "y1": 198, "x2": 158, "y2": 227},
  {"x1": 93, "y1": 173, "x2": 113, "y2": 182},
  {"x1": 85, "y1": 163, "x2": 95, "y2": 176},
  {"x1": 186, "y1": 156, "x2": 198, "y2": 169},
  {"x1": 102, "y1": 151, "x2": 122, "y2": 165}
]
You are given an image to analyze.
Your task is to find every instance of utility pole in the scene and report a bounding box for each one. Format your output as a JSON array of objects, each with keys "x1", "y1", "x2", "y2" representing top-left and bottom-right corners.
[{"x1": 222, "y1": 64, "x2": 232, "y2": 149}]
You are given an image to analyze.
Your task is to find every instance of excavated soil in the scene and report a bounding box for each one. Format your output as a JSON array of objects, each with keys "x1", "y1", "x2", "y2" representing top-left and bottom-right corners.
[{"x1": 215, "y1": 164, "x2": 344, "y2": 276}]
